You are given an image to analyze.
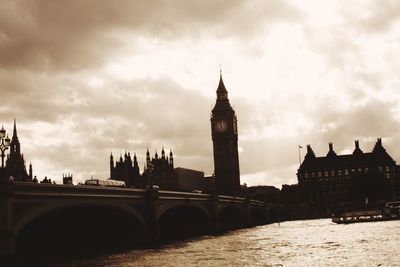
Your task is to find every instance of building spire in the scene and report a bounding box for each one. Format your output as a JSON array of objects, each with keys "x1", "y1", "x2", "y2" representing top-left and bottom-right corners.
[
  {"x1": 133, "y1": 152, "x2": 138, "y2": 167},
  {"x1": 169, "y1": 149, "x2": 174, "y2": 166},
  {"x1": 29, "y1": 162, "x2": 33, "y2": 180},
  {"x1": 216, "y1": 70, "x2": 228, "y2": 97},
  {"x1": 13, "y1": 117, "x2": 17, "y2": 138},
  {"x1": 212, "y1": 70, "x2": 234, "y2": 113}
]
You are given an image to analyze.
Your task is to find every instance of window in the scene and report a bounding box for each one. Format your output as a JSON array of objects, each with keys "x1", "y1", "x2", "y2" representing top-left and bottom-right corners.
[
  {"x1": 318, "y1": 172, "x2": 322, "y2": 177},
  {"x1": 331, "y1": 170, "x2": 335, "y2": 176},
  {"x1": 345, "y1": 169, "x2": 349, "y2": 175},
  {"x1": 324, "y1": 171, "x2": 329, "y2": 177},
  {"x1": 379, "y1": 166, "x2": 383, "y2": 172},
  {"x1": 365, "y1": 168, "x2": 368, "y2": 173},
  {"x1": 386, "y1": 173, "x2": 391, "y2": 179},
  {"x1": 338, "y1": 170, "x2": 342, "y2": 176},
  {"x1": 311, "y1": 172, "x2": 315, "y2": 178},
  {"x1": 305, "y1": 173, "x2": 309, "y2": 178},
  {"x1": 385, "y1": 166, "x2": 390, "y2": 172}
]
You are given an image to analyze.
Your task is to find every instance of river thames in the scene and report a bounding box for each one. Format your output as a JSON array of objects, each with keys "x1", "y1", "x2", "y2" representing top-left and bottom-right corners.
[{"x1": 21, "y1": 219, "x2": 400, "y2": 266}]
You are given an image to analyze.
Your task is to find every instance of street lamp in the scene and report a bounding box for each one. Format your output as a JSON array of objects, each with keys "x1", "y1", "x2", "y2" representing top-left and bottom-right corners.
[{"x1": 0, "y1": 125, "x2": 11, "y2": 168}]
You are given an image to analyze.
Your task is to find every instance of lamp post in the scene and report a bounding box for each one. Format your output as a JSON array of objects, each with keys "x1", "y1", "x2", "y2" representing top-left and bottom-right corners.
[{"x1": 0, "y1": 125, "x2": 11, "y2": 170}]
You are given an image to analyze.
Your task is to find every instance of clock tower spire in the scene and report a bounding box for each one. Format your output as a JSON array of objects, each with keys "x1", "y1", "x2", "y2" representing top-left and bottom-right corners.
[{"x1": 211, "y1": 73, "x2": 240, "y2": 195}]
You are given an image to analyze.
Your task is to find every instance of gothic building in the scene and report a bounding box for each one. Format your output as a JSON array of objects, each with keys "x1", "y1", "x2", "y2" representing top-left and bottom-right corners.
[
  {"x1": 110, "y1": 151, "x2": 141, "y2": 187},
  {"x1": 110, "y1": 148, "x2": 176, "y2": 189},
  {"x1": 5, "y1": 119, "x2": 33, "y2": 182},
  {"x1": 144, "y1": 148, "x2": 177, "y2": 190},
  {"x1": 297, "y1": 138, "x2": 399, "y2": 210},
  {"x1": 211, "y1": 73, "x2": 241, "y2": 195}
]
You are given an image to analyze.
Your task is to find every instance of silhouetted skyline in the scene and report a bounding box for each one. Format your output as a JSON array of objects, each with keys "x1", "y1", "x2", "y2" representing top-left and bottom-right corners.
[{"x1": 1, "y1": 1, "x2": 400, "y2": 187}]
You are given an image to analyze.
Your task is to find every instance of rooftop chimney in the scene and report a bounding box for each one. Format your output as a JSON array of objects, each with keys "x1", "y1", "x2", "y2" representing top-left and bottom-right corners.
[
  {"x1": 327, "y1": 142, "x2": 337, "y2": 157},
  {"x1": 305, "y1": 144, "x2": 316, "y2": 159},
  {"x1": 353, "y1": 140, "x2": 363, "y2": 156}
]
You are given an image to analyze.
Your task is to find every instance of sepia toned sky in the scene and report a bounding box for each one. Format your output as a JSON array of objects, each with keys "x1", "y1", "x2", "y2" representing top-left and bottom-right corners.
[{"x1": 1, "y1": 0, "x2": 400, "y2": 187}]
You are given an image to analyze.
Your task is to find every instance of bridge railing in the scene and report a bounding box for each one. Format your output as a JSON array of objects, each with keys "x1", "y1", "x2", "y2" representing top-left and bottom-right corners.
[
  {"x1": 158, "y1": 190, "x2": 211, "y2": 201},
  {"x1": 2, "y1": 181, "x2": 148, "y2": 199}
]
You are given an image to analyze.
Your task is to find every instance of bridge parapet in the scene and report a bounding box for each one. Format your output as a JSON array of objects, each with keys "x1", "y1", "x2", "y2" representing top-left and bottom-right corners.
[
  {"x1": 8, "y1": 182, "x2": 148, "y2": 200},
  {"x1": 158, "y1": 190, "x2": 211, "y2": 202}
]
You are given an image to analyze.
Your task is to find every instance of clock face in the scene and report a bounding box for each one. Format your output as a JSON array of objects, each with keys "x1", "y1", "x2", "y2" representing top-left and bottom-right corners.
[{"x1": 215, "y1": 120, "x2": 227, "y2": 133}]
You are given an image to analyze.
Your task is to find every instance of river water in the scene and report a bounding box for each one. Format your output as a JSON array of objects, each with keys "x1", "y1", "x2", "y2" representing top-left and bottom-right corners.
[{"x1": 21, "y1": 219, "x2": 400, "y2": 266}]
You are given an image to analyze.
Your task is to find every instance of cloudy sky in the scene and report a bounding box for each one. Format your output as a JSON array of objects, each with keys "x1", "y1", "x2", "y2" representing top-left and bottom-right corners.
[{"x1": 1, "y1": 0, "x2": 400, "y2": 187}]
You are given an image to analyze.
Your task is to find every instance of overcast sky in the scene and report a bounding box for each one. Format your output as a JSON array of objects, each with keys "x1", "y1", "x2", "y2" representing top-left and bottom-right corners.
[{"x1": 1, "y1": 0, "x2": 400, "y2": 187}]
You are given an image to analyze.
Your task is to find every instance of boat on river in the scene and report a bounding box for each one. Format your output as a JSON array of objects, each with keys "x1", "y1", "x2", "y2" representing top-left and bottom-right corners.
[
  {"x1": 332, "y1": 209, "x2": 385, "y2": 224},
  {"x1": 332, "y1": 201, "x2": 400, "y2": 224}
]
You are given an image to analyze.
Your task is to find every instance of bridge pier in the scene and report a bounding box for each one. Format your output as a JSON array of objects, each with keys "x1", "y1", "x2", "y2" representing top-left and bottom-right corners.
[
  {"x1": 0, "y1": 231, "x2": 14, "y2": 256},
  {"x1": 210, "y1": 194, "x2": 221, "y2": 233},
  {"x1": 244, "y1": 198, "x2": 252, "y2": 227},
  {"x1": 0, "y1": 182, "x2": 15, "y2": 256},
  {"x1": 145, "y1": 186, "x2": 160, "y2": 245}
]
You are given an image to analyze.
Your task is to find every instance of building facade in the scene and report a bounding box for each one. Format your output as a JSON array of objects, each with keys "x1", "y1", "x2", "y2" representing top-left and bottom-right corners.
[
  {"x1": 297, "y1": 139, "x2": 399, "y2": 210},
  {"x1": 211, "y1": 74, "x2": 241, "y2": 195},
  {"x1": 175, "y1": 167, "x2": 206, "y2": 192},
  {"x1": 4, "y1": 119, "x2": 32, "y2": 182}
]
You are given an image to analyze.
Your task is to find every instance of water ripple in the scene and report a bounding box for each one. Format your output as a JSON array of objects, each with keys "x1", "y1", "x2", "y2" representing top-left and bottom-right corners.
[{"x1": 23, "y1": 219, "x2": 400, "y2": 266}]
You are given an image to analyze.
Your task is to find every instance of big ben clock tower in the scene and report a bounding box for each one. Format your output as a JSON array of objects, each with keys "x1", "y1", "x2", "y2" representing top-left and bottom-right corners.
[{"x1": 211, "y1": 73, "x2": 240, "y2": 195}]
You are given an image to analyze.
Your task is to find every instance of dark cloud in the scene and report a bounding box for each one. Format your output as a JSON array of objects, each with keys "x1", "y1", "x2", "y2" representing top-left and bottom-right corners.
[{"x1": 0, "y1": 0, "x2": 302, "y2": 71}]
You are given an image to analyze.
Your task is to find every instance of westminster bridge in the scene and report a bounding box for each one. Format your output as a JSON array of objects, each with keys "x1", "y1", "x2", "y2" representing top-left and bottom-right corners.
[{"x1": 0, "y1": 181, "x2": 274, "y2": 256}]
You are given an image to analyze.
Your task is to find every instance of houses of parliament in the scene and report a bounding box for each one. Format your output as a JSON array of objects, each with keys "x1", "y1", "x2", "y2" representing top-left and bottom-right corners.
[{"x1": 109, "y1": 148, "x2": 176, "y2": 190}]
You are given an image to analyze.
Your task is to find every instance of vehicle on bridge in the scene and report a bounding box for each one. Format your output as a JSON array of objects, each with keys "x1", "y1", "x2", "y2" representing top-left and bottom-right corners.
[{"x1": 84, "y1": 178, "x2": 125, "y2": 187}]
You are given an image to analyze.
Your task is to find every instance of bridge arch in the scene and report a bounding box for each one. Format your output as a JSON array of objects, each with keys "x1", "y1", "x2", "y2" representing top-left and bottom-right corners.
[
  {"x1": 157, "y1": 203, "x2": 213, "y2": 241},
  {"x1": 219, "y1": 205, "x2": 248, "y2": 231},
  {"x1": 14, "y1": 201, "x2": 148, "y2": 254}
]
